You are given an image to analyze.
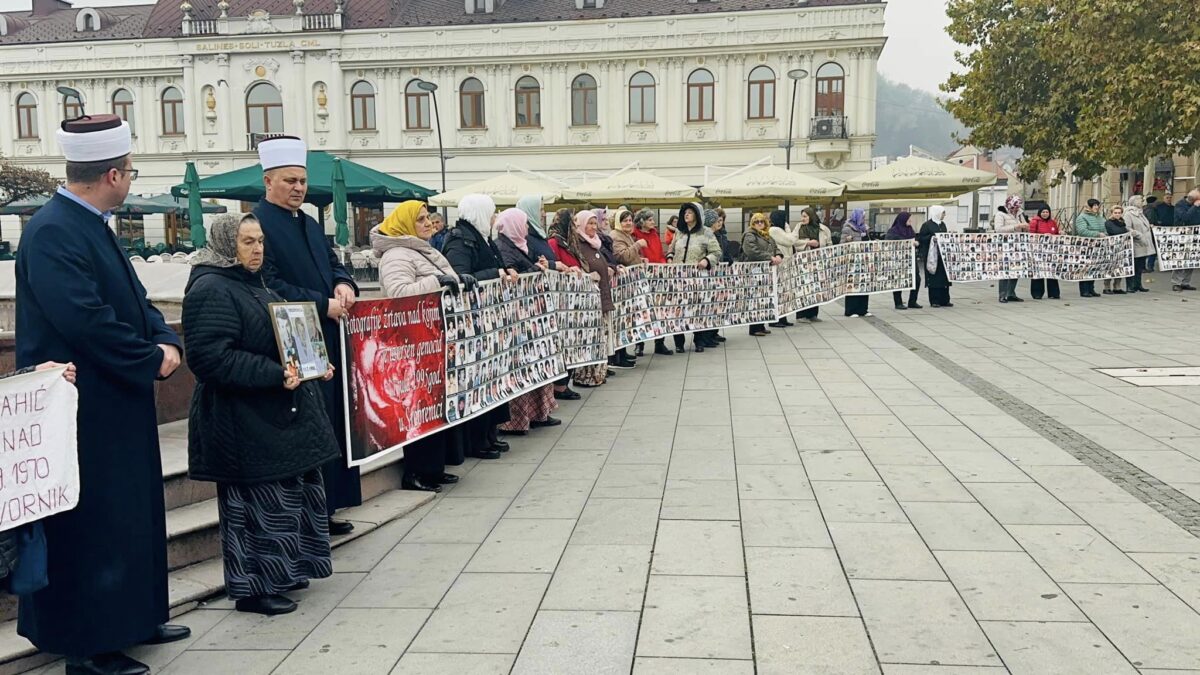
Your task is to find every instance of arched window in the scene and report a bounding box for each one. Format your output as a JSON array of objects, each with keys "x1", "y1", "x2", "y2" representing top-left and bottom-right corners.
[
  {"x1": 514, "y1": 76, "x2": 540, "y2": 128},
  {"x1": 747, "y1": 66, "x2": 775, "y2": 120},
  {"x1": 112, "y1": 89, "x2": 135, "y2": 132},
  {"x1": 405, "y1": 80, "x2": 430, "y2": 130},
  {"x1": 815, "y1": 62, "x2": 845, "y2": 117},
  {"x1": 15, "y1": 92, "x2": 38, "y2": 139},
  {"x1": 687, "y1": 69, "x2": 714, "y2": 122},
  {"x1": 62, "y1": 92, "x2": 84, "y2": 121},
  {"x1": 161, "y1": 87, "x2": 184, "y2": 136},
  {"x1": 629, "y1": 71, "x2": 655, "y2": 124},
  {"x1": 246, "y1": 82, "x2": 283, "y2": 135},
  {"x1": 459, "y1": 78, "x2": 485, "y2": 129},
  {"x1": 571, "y1": 74, "x2": 598, "y2": 127},
  {"x1": 350, "y1": 80, "x2": 376, "y2": 131},
  {"x1": 82, "y1": 13, "x2": 95, "y2": 30}
]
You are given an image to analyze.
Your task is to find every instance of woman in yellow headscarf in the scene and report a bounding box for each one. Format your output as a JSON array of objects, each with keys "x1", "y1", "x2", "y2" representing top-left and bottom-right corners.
[
  {"x1": 372, "y1": 201, "x2": 472, "y2": 298},
  {"x1": 369, "y1": 201, "x2": 473, "y2": 493}
]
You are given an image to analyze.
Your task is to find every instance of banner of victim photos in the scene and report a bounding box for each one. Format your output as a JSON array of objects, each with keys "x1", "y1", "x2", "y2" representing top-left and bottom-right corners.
[
  {"x1": 610, "y1": 262, "x2": 779, "y2": 350},
  {"x1": 442, "y1": 274, "x2": 566, "y2": 428},
  {"x1": 1152, "y1": 226, "x2": 1200, "y2": 272},
  {"x1": 936, "y1": 232, "x2": 1134, "y2": 282},
  {"x1": 776, "y1": 240, "x2": 918, "y2": 316},
  {"x1": 556, "y1": 272, "x2": 608, "y2": 368}
]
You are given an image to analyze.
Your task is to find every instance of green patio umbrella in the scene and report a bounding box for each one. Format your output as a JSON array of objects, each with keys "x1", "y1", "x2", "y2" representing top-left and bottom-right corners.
[
  {"x1": 170, "y1": 151, "x2": 435, "y2": 207},
  {"x1": 0, "y1": 194, "x2": 51, "y2": 216},
  {"x1": 185, "y1": 162, "x2": 206, "y2": 248},
  {"x1": 332, "y1": 157, "x2": 350, "y2": 247}
]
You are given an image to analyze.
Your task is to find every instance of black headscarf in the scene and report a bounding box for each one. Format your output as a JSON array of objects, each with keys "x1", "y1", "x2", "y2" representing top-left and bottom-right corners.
[{"x1": 769, "y1": 210, "x2": 788, "y2": 229}]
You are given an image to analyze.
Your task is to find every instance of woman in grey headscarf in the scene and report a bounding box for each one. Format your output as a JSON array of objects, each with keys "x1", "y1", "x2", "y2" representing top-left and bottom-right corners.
[{"x1": 183, "y1": 213, "x2": 339, "y2": 617}]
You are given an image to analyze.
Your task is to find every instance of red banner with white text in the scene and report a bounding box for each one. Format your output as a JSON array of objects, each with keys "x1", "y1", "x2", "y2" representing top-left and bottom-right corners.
[{"x1": 342, "y1": 293, "x2": 446, "y2": 466}]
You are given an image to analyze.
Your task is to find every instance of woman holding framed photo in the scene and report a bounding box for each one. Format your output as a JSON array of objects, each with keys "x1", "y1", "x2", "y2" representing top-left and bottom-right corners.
[{"x1": 182, "y1": 213, "x2": 338, "y2": 617}]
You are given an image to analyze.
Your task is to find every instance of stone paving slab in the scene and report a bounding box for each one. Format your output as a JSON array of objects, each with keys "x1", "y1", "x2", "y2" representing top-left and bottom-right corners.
[{"x1": 72, "y1": 279, "x2": 1200, "y2": 674}]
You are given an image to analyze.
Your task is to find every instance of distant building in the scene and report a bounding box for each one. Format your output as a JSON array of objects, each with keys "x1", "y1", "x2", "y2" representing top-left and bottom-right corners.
[
  {"x1": 1043, "y1": 156, "x2": 1198, "y2": 219},
  {"x1": 0, "y1": 0, "x2": 887, "y2": 246}
]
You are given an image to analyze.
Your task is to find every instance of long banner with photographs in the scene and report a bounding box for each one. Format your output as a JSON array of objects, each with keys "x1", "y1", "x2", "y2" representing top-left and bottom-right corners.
[
  {"x1": 1152, "y1": 226, "x2": 1200, "y2": 271},
  {"x1": 776, "y1": 240, "x2": 918, "y2": 317},
  {"x1": 343, "y1": 242, "x2": 913, "y2": 466},
  {"x1": 936, "y1": 232, "x2": 1134, "y2": 282}
]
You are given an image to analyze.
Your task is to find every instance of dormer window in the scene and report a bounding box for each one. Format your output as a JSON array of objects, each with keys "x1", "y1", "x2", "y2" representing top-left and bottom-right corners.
[
  {"x1": 75, "y1": 8, "x2": 102, "y2": 32},
  {"x1": 466, "y1": 0, "x2": 502, "y2": 13}
]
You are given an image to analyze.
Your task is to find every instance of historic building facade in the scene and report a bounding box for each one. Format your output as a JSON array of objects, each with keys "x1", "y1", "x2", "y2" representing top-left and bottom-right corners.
[{"x1": 1, "y1": 0, "x2": 885, "y2": 242}]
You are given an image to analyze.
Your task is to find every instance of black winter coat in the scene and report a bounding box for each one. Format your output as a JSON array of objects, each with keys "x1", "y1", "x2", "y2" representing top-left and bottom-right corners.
[
  {"x1": 442, "y1": 223, "x2": 505, "y2": 279},
  {"x1": 496, "y1": 235, "x2": 541, "y2": 273},
  {"x1": 182, "y1": 265, "x2": 339, "y2": 484}
]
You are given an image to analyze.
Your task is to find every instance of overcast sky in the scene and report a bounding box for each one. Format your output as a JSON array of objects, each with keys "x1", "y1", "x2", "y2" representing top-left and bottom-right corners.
[{"x1": 0, "y1": 0, "x2": 959, "y2": 95}]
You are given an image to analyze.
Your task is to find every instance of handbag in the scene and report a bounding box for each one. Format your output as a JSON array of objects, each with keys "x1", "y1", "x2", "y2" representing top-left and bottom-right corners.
[{"x1": 926, "y1": 238, "x2": 940, "y2": 275}]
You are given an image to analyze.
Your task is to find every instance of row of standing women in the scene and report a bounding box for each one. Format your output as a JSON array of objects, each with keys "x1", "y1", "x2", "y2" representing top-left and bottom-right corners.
[{"x1": 174, "y1": 198, "x2": 958, "y2": 620}]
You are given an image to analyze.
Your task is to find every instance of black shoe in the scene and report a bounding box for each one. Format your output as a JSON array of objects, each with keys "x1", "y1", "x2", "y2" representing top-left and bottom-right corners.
[
  {"x1": 431, "y1": 473, "x2": 459, "y2": 484},
  {"x1": 492, "y1": 439, "x2": 510, "y2": 452},
  {"x1": 694, "y1": 344, "x2": 705, "y2": 353},
  {"x1": 654, "y1": 344, "x2": 674, "y2": 356},
  {"x1": 328, "y1": 518, "x2": 354, "y2": 536},
  {"x1": 554, "y1": 388, "x2": 581, "y2": 400},
  {"x1": 141, "y1": 624, "x2": 191, "y2": 645},
  {"x1": 635, "y1": 345, "x2": 645, "y2": 357},
  {"x1": 402, "y1": 474, "x2": 443, "y2": 493},
  {"x1": 467, "y1": 447, "x2": 502, "y2": 460},
  {"x1": 1136, "y1": 288, "x2": 1149, "y2": 293},
  {"x1": 287, "y1": 580, "x2": 310, "y2": 591},
  {"x1": 606, "y1": 369, "x2": 616, "y2": 377},
  {"x1": 1102, "y1": 289, "x2": 1113, "y2": 294},
  {"x1": 769, "y1": 320, "x2": 792, "y2": 328},
  {"x1": 1050, "y1": 296, "x2": 1061, "y2": 299},
  {"x1": 999, "y1": 297, "x2": 1008, "y2": 303},
  {"x1": 609, "y1": 360, "x2": 635, "y2": 370},
  {"x1": 1112, "y1": 289, "x2": 1126, "y2": 295},
  {"x1": 715, "y1": 335, "x2": 726, "y2": 342},
  {"x1": 499, "y1": 428, "x2": 527, "y2": 436},
  {"x1": 942, "y1": 302, "x2": 954, "y2": 308},
  {"x1": 908, "y1": 303, "x2": 923, "y2": 309},
  {"x1": 1182, "y1": 285, "x2": 1197, "y2": 291},
  {"x1": 66, "y1": 653, "x2": 149, "y2": 675},
  {"x1": 1174, "y1": 285, "x2": 1183, "y2": 292},
  {"x1": 1008, "y1": 296, "x2": 1024, "y2": 302},
  {"x1": 235, "y1": 594, "x2": 298, "y2": 616},
  {"x1": 894, "y1": 304, "x2": 907, "y2": 310},
  {"x1": 531, "y1": 416, "x2": 562, "y2": 428}
]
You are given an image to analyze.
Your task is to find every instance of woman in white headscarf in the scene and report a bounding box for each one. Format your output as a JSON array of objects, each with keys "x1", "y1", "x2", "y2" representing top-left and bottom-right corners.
[
  {"x1": 917, "y1": 205, "x2": 953, "y2": 307},
  {"x1": 441, "y1": 194, "x2": 518, "y2": 459},
  {"x1": 1124, "y1": 195, "x2": 1154, "y2": 293}
]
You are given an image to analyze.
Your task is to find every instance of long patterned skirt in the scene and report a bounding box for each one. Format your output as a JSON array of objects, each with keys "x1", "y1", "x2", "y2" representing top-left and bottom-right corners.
[
  {"x1": 500, "y1": 384, "x2": 558, "y2": 432},
  {"x1": 217, "y1": 469, "x2": 333, "y2": 600}
]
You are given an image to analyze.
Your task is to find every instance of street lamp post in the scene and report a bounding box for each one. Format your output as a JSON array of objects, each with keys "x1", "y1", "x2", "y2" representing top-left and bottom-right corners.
[
  {"x1": 781, "y1": 69, "x2": 809, "y2": 215},
  {"x1": 415, "y1": 80, "x2": 447, "y2": 202}
]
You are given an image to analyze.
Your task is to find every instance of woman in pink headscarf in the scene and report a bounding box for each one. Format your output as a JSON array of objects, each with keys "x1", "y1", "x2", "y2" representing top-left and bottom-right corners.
[
  {"x1": 571, "y1": 209, "x2": 620, "y2": 387},
  {"x1": 492, "y1": 208, "x2": 559, "y2": 435},
  {"x1": 994, "y1": 195, "x2": 1029, "y2": 303}
]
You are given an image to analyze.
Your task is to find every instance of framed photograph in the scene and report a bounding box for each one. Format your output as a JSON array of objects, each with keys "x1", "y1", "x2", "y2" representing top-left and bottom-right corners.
[{"x1": 269, "y1": 302, "x2": 329, "y2": 382}]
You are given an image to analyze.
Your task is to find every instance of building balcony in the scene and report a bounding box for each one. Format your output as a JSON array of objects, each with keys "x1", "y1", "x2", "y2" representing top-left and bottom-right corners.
[
  {"x1": 809, "y1": 115, "x2": 847, "y2": 141},
  {"x1": 181, "y1": 11, "x2": 342, "y2": 36}
]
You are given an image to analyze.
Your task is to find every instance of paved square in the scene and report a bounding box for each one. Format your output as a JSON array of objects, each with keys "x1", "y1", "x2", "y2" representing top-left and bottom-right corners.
[{"x1": 75, "y1": 279, "x2": 1200, "y2": 674}]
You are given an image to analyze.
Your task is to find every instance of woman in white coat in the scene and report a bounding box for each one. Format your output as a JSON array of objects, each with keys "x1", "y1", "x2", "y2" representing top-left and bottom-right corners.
[
  {"x1": 1124, "y1": 195, "x2": 1154, "y2": 293},
  {"x1": 371, "y1": 201, "x2": 476, "y2": 493}
]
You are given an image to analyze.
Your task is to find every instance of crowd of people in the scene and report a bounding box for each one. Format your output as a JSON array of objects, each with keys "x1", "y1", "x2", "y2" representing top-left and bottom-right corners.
[
  {"x1": 987, "y1": 190, "x2": 1200, "y2": 302},
  {"x1": 8, "y1": 106, "x2": 1200, "y2": 675}
]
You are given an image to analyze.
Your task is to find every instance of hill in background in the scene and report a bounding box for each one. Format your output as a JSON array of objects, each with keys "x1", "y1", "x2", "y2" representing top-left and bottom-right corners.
[{"x1": 873, "y1": 76, "x2": 966, "y2": 159}]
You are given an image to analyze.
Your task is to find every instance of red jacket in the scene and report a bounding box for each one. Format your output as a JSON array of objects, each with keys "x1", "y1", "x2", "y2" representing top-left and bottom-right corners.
[
  {"x1": 1029, "y1": 216, "x2": 1059, "y2": 235},
  {"x1": 549, "y1": 237, "x2": 581, "y2": 268},
  {"x1": 631, "y1": 227, "x2": 666, "y2": 264}
]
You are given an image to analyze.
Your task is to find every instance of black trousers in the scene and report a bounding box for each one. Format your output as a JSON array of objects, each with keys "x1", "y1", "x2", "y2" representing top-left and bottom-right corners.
[
  {"x1": 1128, "y1": 257, "x2": 1147, "y2": 291},
  {"x1": 1031, "y1": 278, "x2": 1060, "y2": 299},
  {"x1": 844, "y1": 295, "x2": 870, "y2": 316},
  {"x1": 403, "y1": 434, "x2": 445, "y2": 478},
  {"x1": 928, "y1": 287, "x2": 951, "y2": 306},
  {"x1": 893, "y1": 260, "x2": 921, "y2": 307},
  {"x1": 749, "y1": 324, "x2": 766, "y2": 335},
  {"x1": 798, "y1": 307, "x2": 820, "y2": 320},
  {"x1": 675, "y1": 334, "x2": 705, "y2": 350},
  {"x1": 1079, "y1": 280, "x2": 1096, "y2": 296}
]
